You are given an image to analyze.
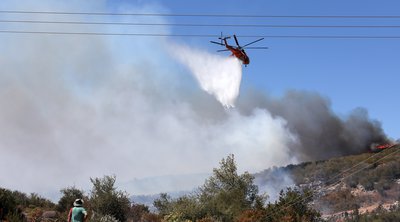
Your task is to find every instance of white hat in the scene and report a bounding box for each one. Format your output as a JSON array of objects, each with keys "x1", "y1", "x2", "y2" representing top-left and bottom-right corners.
[{"x1": 73, "y1": 199, "x2": 84, "y2": 207}]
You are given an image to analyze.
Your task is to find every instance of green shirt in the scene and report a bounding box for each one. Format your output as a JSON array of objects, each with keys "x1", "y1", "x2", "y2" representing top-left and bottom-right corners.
[{"x1": 70, "y1": 206, "x2": 87, "y2": 222}]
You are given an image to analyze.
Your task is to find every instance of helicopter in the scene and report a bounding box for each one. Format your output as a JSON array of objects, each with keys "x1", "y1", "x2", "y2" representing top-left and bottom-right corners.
[{"x1": 210, "y1": 34, "x2": 268, "y2": 66}]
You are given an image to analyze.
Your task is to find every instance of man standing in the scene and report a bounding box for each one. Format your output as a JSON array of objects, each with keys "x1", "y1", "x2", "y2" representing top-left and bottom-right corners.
[{"x1": 68, "y1": 199, "x2": 88, "y2": 222}]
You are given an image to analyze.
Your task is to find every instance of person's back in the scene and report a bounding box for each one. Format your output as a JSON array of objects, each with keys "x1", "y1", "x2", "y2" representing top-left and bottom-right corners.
[
  {"x1": 70, "y1": 206, "x2": 87, "y2": 222},
  {"x1": 68, "y1": 199, "x2": 87, "y2": 222}
]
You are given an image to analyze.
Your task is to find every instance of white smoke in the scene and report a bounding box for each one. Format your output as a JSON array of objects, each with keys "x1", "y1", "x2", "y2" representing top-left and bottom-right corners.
[
  {"x1": 254, "y1": 168, "x2": 295, "y2": 202},
  {"x1": 170, "y1": 44, "x2": 242, "y2": 108},
  {"x1": 0, "y1": 0, "x2": 298, "y2": 200}
]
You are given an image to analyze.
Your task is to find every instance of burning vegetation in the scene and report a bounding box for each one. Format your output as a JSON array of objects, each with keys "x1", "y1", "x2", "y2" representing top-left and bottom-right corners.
[{"x1": 370, "y1": 142, "x2": 398, "y2": 152}]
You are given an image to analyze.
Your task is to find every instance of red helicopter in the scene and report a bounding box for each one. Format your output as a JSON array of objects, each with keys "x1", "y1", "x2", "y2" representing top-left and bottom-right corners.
[{"x1": 210, "y1": 34, "x2": 268, "y2": 66}]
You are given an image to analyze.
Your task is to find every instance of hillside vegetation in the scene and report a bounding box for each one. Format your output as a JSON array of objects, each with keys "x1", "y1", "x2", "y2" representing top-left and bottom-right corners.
[
  {"x1": 255, "y1": 145, "x2": 400, "y2": 220},
  {"x1": 1, "y1": 146, "x2": 399, "y2": 221}
]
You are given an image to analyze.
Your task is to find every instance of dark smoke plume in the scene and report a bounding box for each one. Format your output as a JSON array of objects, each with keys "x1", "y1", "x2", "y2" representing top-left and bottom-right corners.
[{"x1": 237, "y1": 90, "x2": 388, "y2": 161}]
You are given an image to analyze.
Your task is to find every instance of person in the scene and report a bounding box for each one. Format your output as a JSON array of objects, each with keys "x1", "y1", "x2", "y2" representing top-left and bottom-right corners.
[{"x1": 68, "y1": 199, "x2": 88, "y2": 222}]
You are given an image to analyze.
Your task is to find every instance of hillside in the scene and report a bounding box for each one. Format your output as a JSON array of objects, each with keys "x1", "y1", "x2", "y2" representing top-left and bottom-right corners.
[
  {"x1": 254, "y1": 144, "x2": 400, "y2": 219},
  {"x1": 1, "y1": 147, "x2": 399, "y2": 221}
]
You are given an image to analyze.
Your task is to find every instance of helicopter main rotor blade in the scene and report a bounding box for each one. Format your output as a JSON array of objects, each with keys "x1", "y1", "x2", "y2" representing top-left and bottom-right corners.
[
  {"x1": 210, "y1": 41, "x2": 225, "y2": 46},
  {"x1": 242, "y1": 38, "x2": 265, "y2": 48},
  {"x1": 217, "y1": 49, "x2": 230, "y2": 52},
  {"x1": 219, "y1": 36, "x2": 231, "y2": 40},
  {"x1": 243, "y1": 47, "x2": 269, "y2": 49},
  {"x1": 233, "y1": 35, "x2": 240, "y2": 47}
]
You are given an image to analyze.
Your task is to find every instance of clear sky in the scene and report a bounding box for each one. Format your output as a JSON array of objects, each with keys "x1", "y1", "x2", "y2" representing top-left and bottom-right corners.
[{"x1": 128, "y1": 0, "x2": 400, "y2": 139}]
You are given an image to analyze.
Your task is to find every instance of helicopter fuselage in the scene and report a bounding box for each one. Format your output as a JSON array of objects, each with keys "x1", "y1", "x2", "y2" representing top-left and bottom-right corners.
[{"x1": 223, "y1": 40, "x2": 250, "y2": 65}]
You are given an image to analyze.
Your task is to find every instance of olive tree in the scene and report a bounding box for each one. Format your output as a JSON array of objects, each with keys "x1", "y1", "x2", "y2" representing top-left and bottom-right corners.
[
  {"x1": 89, "y1": 175, "x2": 130, "y2": 222},
  {"x1": 198, "y1": 154, "x2": 264, "y2": 221},
  {"x1": 57, "y1": 186, "x2": 86, "y2": 212},
  {"x1": 154, "y1": 154, "x2": 265, "y2": 222}
]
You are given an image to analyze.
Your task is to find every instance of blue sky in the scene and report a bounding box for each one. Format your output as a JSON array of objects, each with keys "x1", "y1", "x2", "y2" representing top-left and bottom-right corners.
[{"x1": 126, "y1": 0, "x2": 400, "y2": 138}]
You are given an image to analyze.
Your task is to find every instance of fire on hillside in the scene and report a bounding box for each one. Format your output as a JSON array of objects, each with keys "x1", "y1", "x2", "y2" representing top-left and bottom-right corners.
[{"x1": 370, "y1": 143, "x2": 398, "y2": 152}]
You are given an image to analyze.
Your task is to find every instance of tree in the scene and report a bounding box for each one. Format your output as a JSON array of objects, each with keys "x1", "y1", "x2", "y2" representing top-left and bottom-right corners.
[
  {"x1": 263, "y1": 188, "x2": 321, "y2": 222},
  {"x1": 57, "y1": 186, "x2": 86, "y2": 212},
  {"x1": 153, "y1": 154, "x2": 265, "y2": 222},
  {"x1": 153, "y1": 193, "x2": 173, "y2": 217},
  {"x1": 27, "y1": 193, "x2": 55, "y2": 208},
  {"x1": 198, "y1": 154, "x2": 265, "y2": 221},
  {"x1": 129, "y1": 203, "x2": 150, "y2": 222},
  {"x1": 11, "y1": 191, "x2": 29, "y2": 207},
  {"x1": 90, "y1": 175, "x2": 131, "y2": 222},
  {"x1": 236, "y1": 209, "x2": 266, "y2": 222},
  {"x1": 0, "y1": 188, "x2": 16, "y2": 220}
]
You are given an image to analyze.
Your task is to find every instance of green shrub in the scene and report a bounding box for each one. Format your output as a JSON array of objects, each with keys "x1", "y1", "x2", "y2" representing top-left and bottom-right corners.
[{"x1": 89, "y1": 175, "x2": 130, "y2": 222}]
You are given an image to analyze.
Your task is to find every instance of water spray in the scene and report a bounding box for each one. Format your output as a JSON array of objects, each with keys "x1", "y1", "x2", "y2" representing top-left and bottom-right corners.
[{"x1": 170, "y1": 43, "x2": 243, "y2": 108}]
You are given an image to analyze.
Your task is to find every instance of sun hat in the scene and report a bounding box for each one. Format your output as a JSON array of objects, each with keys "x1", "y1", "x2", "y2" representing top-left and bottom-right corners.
[{"x1": 73, "y1": 198, "x2": 84, "y2": 207}]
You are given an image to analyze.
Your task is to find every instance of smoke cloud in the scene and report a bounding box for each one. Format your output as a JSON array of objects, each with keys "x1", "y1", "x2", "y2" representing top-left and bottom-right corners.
[
  {"x1": 236, "y1": 90, "x2": 388, "y2": 161},
  {"x1": 0, "y1": 0, "x2": 296, "y2": 199},
  {"x1": 169, "y1": 44, "x2": 242, "y2": 108}
]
